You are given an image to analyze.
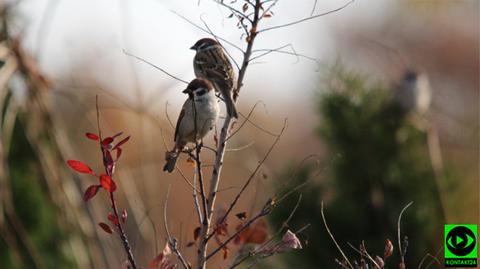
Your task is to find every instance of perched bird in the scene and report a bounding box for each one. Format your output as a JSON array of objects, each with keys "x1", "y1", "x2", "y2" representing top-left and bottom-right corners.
[
  {"x1": 163, "y1": 78, "x2": 220, "y2": 173},
  {"x1": 393, "y1": 70, "x2": 431, "y2": 115},
  {"x1": 191, "y1": 38, "x2": 238, "y2": 118}
]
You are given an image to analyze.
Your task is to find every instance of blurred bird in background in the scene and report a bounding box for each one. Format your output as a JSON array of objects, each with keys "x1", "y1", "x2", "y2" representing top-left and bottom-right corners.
[{"x1": 394, "y1": 69, "x2": 432, "y2": 116}]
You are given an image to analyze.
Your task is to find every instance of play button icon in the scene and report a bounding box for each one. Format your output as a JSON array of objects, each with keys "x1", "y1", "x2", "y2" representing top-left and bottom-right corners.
[{"x1": 446, "y1": 226, "x2": 476, "y2": 256}]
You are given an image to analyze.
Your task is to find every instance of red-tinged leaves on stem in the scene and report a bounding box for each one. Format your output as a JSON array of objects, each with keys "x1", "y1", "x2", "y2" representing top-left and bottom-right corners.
[
  {"x1": 83, "y1": 185, "x2": 101, "y2": 202},
  {"x1": 121, "y1": 209, "x2": 128, "y2": 223},
  {"x1": 67, "y1": 160, "x2": 95, "y2": 175},
  {"x1": 113, "y1": 136, "x2": 130, "y2": 150},
  {"x1": 100, "y1": 174, "x2": 117, "y2": 192},
  {"x1": 193, "y1": 227, "x2": 201, "y2": 241},
  {"x1": 86, "y1": 132, "x2": 99, "y2": 141},
  {"x1": 108, "y1": 212, "x2": 119, "y2": 225},
  {"x1": 98, "y1": 222, "x2": 113, "y2": 234},
  {"x1": 242, "y1": 3, "x2": 248, "y2": 12}
]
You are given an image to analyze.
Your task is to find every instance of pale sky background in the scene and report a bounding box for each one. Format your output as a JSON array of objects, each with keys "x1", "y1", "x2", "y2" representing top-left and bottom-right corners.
[{"x1": 17, "y1": 0, "x2": 396, "y2": 114}]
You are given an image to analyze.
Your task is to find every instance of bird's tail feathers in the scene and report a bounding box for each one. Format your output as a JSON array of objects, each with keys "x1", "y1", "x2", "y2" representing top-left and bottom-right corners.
[{"x1": 163, "y1": 151, "x2": 179, "y2": 173}]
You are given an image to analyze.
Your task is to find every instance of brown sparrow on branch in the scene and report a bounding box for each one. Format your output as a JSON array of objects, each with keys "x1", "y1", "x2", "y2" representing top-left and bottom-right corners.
[
  {"x1": 163, "y1": 78, "x2": 220, "y2": 173},
  {"x1": 191, "y1": 38, "x2": 238, "y2": 118}
]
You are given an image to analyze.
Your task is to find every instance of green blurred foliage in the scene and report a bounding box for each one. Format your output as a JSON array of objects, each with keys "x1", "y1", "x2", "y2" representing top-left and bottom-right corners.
[
  {"x1": 0, "y1": 112, "x2": 76, "y2": 269},
  {"x1": 268, "y1": 63, "x2": 445, "y2": 269}
]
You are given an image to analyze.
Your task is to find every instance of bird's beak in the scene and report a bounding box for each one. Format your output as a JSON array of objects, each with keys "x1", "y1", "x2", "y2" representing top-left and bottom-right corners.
[
  {"x1": 190, "y1": 45, "x2": 196, "y2": 50},
  {"x1": 182, "y1": 88, "x2": 191, "y2": 94}
]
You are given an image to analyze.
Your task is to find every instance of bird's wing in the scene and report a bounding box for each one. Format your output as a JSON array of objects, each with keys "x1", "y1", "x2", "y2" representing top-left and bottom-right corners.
[
  {"x1": 195, "y1": 49, "x2": 235, "y2": 90},
  {"x1": 174, "y1": 105, "x2": 186, "y2": 142}
]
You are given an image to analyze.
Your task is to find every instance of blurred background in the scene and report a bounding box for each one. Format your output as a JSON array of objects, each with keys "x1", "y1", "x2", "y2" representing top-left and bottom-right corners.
[{"x1": 0, "y1": 0, "x2": 478, "y2": 268}]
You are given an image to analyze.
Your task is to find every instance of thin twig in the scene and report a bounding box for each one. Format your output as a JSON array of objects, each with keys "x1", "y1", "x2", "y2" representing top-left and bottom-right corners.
[
  {"x1": 346, "y1": 242, "x2": 380, "y2": 269},
  {"x1": 226, "y1": 100, "x2": 269, "y2": 141},
  {"x1": 193, "y1": 172, "x2": 203, "y2": 225},
  {"x1": 258, "y1": 0, "x2": 354, "y2": 33},
  {"x1": 171, "y1": 10, "x2": 245, "y2": 54},
  {"x1": 226, "y1": 141, "x2": 255, "y2": 152},
  {"x1": 320, "y1": 201, "x2": 353, "y2": 269},
  {"x1": 211, "y1": 119, "x2": 287, "y2": 239},
  {"x1": 164, "y1": 185, "x2": 190, "y2": 269},
  {"x1": 123, "y1": 50, "x2": 189, "y2": 84},
  {"x1": 207, "y1": 200, "x2": 274, "y2": 260},
  {"x1": 311, "y1": 0, "x2": 318, "y2": 16},
  {"x1": 398, "y1": 201, "x2": 413, "y2": 264}
]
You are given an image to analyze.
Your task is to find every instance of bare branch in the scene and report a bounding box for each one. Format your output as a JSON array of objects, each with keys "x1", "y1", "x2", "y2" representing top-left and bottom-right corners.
[
  {"x1": 165, "y1": 101, "x2": 176, "y2": 130},
  {"x1": 226, "y1": 141, "x2": 255, "y2": 152},
  {"x1": 398, "y1": 201, "x2": 413, "y2": 264},
  {"x1": 164, "y1": 185, "x2": 190, "y2": 269},
  {"x1": 418, "y1": 247, "x2": 443, "y2": 269},
  {"x1": 226, "y1": 100, "x2": 272, "y2": 141},
  {"x1": 211, "y1": 119, "x2": 287, "y2": 239},
  {"x1": 258, "y1": 0, "x2": 354, "y2": 33},
  {"x1": 321, "y1": 201, "x2": 353, "y2": 269},
  {"x1": 207, "y1": 199, "x2": 274, "y2": 260},
  {"x1": 193, "y1": 172, "x2": 203, "y2": 225},
  {"x1": 171, "y1": 10, "x2": 245, "y2": 54},
  {"x1": 237, "y1": 110, "x2": 279, "y2": 137},
  {"x1": 123, "y1": 50, "x2": 189, "y2": 84},
  {"x1": 251, "y1": 45, "x2": 321, "y2": 65},
  {"x1": 346, "y1": 242, "x2": 381, "y2": 269},
  {"x1": 310, "y1": 0, "x2": 318, "y2": 16},
  {"x1": 211, "y1": 0, "x2": 253, "y2": 23}
]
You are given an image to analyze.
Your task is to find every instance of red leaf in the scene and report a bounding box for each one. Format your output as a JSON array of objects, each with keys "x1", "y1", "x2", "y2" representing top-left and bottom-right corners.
[
  {"x1": 101, "y1": 137, "x2": 114, "y2": 145},
  {"x1": 67, "y1": 160, "x2": 94, "y2": 175},
  {"x1": 98, "y1": 222, "x2": 113, "y2": 234},
  {"x1": 83, "y1": 185, "x2": 100, "y2": 201},
  {"x1": 100, "y1": 174, "x2": 117, "y2": 192},
  {"x1": 116, "y1": 148, "x2": 122, "y2": 160},
  {"x1": 112, "y1": 132, "x2": 123, "y2": 139},
  {"x1": 242, "y1": 3, "x2": 248, "y2": 12},
  {"x1": 85, "y1": 132, "x2": 99, "y2": 141},
  {"x1": 150, "y1": 253, "x2": 164, "y2": 269},
  {"x1": 108, "y1": 212, "x2": 119, "y2": 225},
  {"x1": 235, "y1": 219, "x2": 268, "y2": 245},
  {"x1": 194, "y1": 227, "x2": 201, "y2": 241},
  {"x1": 113, "y1": 136, "x2": 130, "y2": 150},
  {"x1": 121, "y1": 209, "x2": 128, "y2": 223}
]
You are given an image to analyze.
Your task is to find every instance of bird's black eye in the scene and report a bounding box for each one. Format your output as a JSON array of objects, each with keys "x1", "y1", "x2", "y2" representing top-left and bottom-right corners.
[{"x1": 195, "y1": 89, "x2": 207, "y2": 96}]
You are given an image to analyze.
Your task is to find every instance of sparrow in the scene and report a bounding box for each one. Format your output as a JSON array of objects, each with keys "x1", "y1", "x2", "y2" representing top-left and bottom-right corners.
[
  {"x1": 191, "y1": 38, "x2": 238, "y2": 118},
  {"x1": 393, "y1": 70, "x2": 431, "y2": 115},
  {"x1": 163, "y1": 78, "x2": 220, "y2": 173}
]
